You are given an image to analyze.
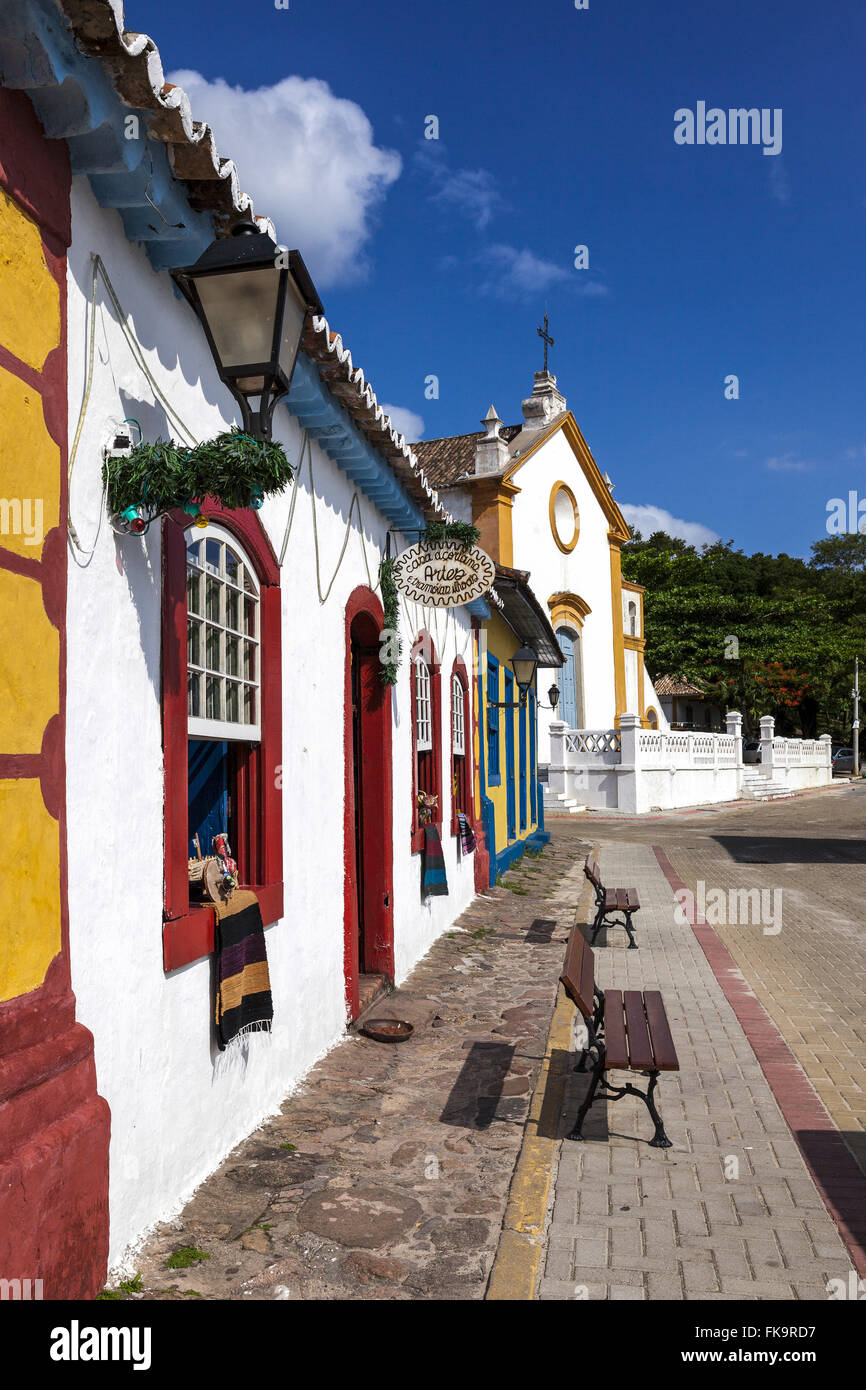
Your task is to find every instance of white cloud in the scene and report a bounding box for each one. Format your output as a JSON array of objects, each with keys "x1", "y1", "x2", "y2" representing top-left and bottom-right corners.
[
  {"x1": 380, "y1": 403, "x2": 424, "y2": 443},
  {"x1": 619, "y1": 503, "x2": 720, "y2": 548},
  {"x1": 479, "y1": 244, "x2": 571, "y2": 298},
  {"x1": 477, "y1": 244, "x2": 608, "y2": 300},
  {"x1": 415, "y1": 145, "x2": 506, "y2": 229},
  {"x1": 765, "y1": 454, "x2": 811, "y2": 472},
  {"x1": 168, "y1": 70, "x2": 401, "y2": 286}
]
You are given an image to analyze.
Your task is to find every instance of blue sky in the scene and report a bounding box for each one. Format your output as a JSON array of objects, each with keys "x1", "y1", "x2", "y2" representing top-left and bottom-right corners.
[{"x1": 124, "y1": 0, "x2": 865, "y2": 555}]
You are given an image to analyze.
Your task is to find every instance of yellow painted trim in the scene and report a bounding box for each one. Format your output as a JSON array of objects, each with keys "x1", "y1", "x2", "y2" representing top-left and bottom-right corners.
[
  {"x1": 488, "y1": 872, "x2": 595, "y2": 1300},
  {"x1": 620, "y1": 579, "x2": 645, "y2": 594},
  {"x1": 470, "y1": 478, "x2": 520, "y2": 568},
  {"x1": 609, "y1": 534, "x2": 627, "y2": 724},
  {"x1": 623, "y1": 635, "x2": 645, "y2": 652},
  {"x1": 548, "y1": 591, "x2": 591, "y2": 631},
  {"x1": 548, "y1": 480, "x2": 580, "y2": 554},
  {"x1": 503, "y1": 412, "x2": 631, "y2": 543}
]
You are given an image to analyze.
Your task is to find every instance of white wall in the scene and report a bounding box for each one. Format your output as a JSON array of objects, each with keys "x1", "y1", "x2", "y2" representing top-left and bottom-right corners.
[
  {"x1": 65, "y1": 179, "x2": 476, "y2": 1270},
  {"x1": 509, "y1": 428, "x2": 618, "y2": 764}
]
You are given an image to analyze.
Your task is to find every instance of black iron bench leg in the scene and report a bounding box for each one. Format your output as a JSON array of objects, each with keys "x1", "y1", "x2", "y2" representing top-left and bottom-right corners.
[
  {"x1": 566, "y1": 1048, "x2": 605, "y2": 1141},
  {"x1": 638, "y1": 1072, "x2": 672, "y2": 1148},
  {"x1": 624, "y1": 913, "x2": 638, "y2": 950},
  {"x1": 590, "y1": 904, "x2": 604, "y2": 944}
]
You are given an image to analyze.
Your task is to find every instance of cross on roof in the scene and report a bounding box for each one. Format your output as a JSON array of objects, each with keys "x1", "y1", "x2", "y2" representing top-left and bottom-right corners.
[{"x1": 537, "y1": 313, "x2": 554, "y2": 373}]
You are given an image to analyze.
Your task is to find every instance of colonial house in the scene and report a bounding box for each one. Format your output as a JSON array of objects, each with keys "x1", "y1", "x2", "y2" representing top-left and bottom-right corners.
[
  {"x1": 0, "y1": 0, "x2": 497, "y2": 1294},
  {"x1": 654, "y1": 674, "x2": 726, "y2": 731},
  {"x1": 414, "y1": 368, "x2": 665, "y2": 785}
]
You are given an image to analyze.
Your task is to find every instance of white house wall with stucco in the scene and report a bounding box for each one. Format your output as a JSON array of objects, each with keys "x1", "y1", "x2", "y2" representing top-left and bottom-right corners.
[{"x1": 65, "y1": 178, "x2": 477, "y2": 1271}]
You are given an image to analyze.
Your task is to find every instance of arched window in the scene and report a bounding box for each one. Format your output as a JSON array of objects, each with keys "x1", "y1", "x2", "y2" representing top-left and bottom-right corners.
[
  {"x1": 450, "y1": 659, "x2": 471, "y2": 836},
  {"x1": 186, "y1": 526, "x2": 260, "y2": 740},
  {"x1": 646, "y1": 706, "x2": 659, "y2": 730},
  {"x1": 162, "y1": 507, "x2": 283, "y2": 970},
  {"x1": 411, "y1": 633, "x2": 441, "y2": 852},
  {"x1": 627, "y1": 600, "x2": 637, "y2": 637}
]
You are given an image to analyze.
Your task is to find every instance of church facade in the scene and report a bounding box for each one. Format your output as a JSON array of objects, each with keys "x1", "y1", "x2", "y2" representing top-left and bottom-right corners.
[{"x1": 414, "y1": 366, "x2": 665, "y2": 790}]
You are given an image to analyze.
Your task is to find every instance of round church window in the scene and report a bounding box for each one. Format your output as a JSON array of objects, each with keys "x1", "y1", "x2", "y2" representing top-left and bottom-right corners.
[{"x1": 549, "y1": 481, "x2": 580, "y2": 553}]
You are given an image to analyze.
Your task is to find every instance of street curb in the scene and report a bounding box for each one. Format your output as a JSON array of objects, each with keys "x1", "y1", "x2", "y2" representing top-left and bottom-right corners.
[{"x1": 486, "y1": 867, "x2": 595, "y2": 1300}]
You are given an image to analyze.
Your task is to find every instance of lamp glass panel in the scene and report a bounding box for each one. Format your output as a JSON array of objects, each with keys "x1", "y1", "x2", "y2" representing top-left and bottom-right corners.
[
  {"x1": 277, "y1": 276, "x2": 309, "y2": 381},
  {"x1": 194, "y1": 266, "x2": 281, "y2": 369}
]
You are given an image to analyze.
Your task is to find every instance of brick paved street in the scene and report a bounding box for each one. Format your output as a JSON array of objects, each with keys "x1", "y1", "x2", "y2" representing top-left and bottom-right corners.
[
  {"x1": 539, "y1": 835, "x2": 857, "y2": 1301},
  {"x1": 565, "y1": 782, "x2": 866, "y2": 1177}
]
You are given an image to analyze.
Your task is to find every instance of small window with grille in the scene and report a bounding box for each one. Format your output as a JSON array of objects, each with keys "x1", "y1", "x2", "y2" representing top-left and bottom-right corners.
[{"x1": 415, "y1": 655, "x2": 432, "y2": 752}]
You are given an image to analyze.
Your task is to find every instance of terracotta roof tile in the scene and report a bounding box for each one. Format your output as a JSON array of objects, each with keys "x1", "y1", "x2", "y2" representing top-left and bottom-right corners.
[{"x1": 413, "y1": 426, "x2": 522, "y2": 487}]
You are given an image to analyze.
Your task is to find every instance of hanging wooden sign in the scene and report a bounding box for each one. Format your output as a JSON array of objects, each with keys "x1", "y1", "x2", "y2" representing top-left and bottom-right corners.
[{"x1": 392, "y1": 541, "x2": 495, "y2": 608}]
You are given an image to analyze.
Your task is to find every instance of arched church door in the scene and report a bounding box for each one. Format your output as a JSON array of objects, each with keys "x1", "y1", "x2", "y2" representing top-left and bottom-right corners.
[{"x1": 556, "y1": 627, "x2": 579, "y2": 727}]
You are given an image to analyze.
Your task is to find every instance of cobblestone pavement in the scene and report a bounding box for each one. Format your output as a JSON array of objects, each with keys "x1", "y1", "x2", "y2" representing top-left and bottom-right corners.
[
  {"x1": 539, "y1": 816, "x2": 862, "y2": 1301},
  {"x1": 129, "y1": 836, "x2": 589, "y2": 1301}
]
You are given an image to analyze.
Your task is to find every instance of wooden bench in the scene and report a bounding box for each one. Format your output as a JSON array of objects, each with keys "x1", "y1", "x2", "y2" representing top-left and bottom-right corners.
[
  {"x1": 584, "y1": 853, "x2": 640, "y2": 949},
  {"x1": 560, "y1": 927, "x2": 679, "y2": 1148}
]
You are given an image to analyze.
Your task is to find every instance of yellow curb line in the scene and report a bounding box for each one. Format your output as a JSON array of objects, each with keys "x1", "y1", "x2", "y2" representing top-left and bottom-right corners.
[{"x1": 487, "y1": 860, "x2": 596, "y2": 1301}]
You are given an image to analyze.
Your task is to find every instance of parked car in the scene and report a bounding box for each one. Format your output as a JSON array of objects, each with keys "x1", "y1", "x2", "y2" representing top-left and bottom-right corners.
[
  {"x1": 832, "y1": 747, "x2": 855, "y2": 774},
  {"x1": 742, "y1": 739, "x2": 762, "y2": 764}
]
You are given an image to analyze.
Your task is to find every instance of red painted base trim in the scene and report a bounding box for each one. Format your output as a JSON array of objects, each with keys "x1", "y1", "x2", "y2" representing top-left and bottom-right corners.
[
  {"x1": 653, "y1": 844, "x2": 866, "y2": 1276},
  {"x1": 0, "y1": 1009, "x2": 110, "y2": 1300},
  {"x1": 163, "y1": 882, "x2": 284, "y2": 972}
]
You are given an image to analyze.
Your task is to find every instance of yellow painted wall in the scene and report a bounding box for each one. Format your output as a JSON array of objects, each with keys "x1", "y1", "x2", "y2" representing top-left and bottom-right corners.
[
  {"x1": 0, "y1": 779, "x2": 61, "y2": 998},
  {"x1": 478, "y1": 611, "x2": 539, "y2": 859},
  {"x1": 0, "y1": 187, "x2": 60, "y2": 372},
  {"x1": 0, "y1": 190, "x2": 62, "y2": 1003}
]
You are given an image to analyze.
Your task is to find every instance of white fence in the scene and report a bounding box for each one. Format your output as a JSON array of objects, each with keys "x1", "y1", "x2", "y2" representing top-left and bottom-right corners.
[{"x1": 548, "y1": 712, "x2": 833, "y2": 813}]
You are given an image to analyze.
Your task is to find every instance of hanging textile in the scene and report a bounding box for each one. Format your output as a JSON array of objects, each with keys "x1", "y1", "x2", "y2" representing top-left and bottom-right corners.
[
  {"x1": 422, "y1": 824, "x2": 449, "y2": 897},
  {"x1": 457, "y1": 812, "x2": 476, "y2": 856},
  {"x1": 213, "y1": 890, "x2": 273, "y2": 1050}
]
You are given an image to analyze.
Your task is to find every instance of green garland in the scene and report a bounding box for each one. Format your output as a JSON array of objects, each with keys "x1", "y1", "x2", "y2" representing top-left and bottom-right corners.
[
  {"x1": 103, "y1": 428, "x2": 294, "y2": 521},
  {"x1": 421, "y1": 520, "x2": 480, "y2": 549},
  {"x1": 378, "y1": 556, "x2": 402, "y2": 686}
]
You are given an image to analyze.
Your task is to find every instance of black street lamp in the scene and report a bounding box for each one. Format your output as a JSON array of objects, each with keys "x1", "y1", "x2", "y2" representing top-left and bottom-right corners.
[
  {"x1": 492, "y1": 645, "x2": 539, "y2": 707},
  {"x1": 171, "y1": 220, "x2": 323, "y2": 440},
  {"x1": 511, "y1": 644, "x2": 539, "y2": 699}
]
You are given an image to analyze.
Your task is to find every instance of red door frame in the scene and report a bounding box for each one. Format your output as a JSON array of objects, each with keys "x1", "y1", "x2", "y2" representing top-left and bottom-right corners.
[{"x1": 343, "y1": 588, "x2": 394, "y2": 1021}]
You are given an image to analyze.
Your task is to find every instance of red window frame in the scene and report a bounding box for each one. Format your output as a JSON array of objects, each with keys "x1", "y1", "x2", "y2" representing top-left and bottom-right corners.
[
  {"x1": 410, "y1": 631, "x2": 441, "y2": 854},
  {"x1": 450, "y1": 657, "x2": 472, "y2": 837},
  {"x1": 161, "y1": 501, "x2": 283, "y2": 971}
]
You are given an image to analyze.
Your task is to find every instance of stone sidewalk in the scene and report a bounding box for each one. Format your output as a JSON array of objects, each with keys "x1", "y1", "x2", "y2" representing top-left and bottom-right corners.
[
  {"x1": 127, "y1": 836, "x2": 589, "y2": 1300},
  {"x1": 539, "y1": 840, "x2": 855, "y2": 1301}
]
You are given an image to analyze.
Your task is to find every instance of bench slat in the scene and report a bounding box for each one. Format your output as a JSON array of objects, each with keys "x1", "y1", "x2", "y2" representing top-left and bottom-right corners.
[
  {"x1": 603, "y1": 990, "x2": 629, "y2": 1068},
  {"x1": 584, "y1": 855, "x2": 601, "y2": 888},
  {"x1": 644, "y1": 991, "x2": 679, "y2": 1071},
  {"x1": 625, "y1": 889, "x2": 640, "y2": 910},
  {"x1": 579, "y1": 938, "x2": 595, "y2": 1017},
  {"x1": 623, "y1": 990, "x2": 655, "y2": 1071},
  {"x1": 561, "y1": 928, "x2": 594, "y2": 1018}
]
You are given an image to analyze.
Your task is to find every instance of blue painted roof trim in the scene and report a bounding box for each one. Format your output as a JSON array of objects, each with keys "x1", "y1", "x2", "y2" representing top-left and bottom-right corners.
[
  {"x1": 287, "y1": 356, "x2": 425, "y2": 533},
  {"x1": 2, "y1": 0, "x2": 427, "y2": 530},
  {"x1": 1, "y1": 0, "x2": 216, "y2": 268},
  {"x1": 466, "y1": 598, "x2": 491, "y2": 618}
]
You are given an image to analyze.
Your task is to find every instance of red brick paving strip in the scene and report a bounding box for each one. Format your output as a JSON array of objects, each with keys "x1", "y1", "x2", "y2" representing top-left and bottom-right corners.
[{"x1": 653, "y1": 844, "x2": 866, "y2": 1278}]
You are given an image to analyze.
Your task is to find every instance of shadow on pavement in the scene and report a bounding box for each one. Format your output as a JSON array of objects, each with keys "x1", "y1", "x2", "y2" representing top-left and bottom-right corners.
[
  {"x1": 439, "y1": 1042, "x2": 517, "y2": 1130},
  {"x1": 714, "y1": 836, "x2": 866, "y2": 864}
]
